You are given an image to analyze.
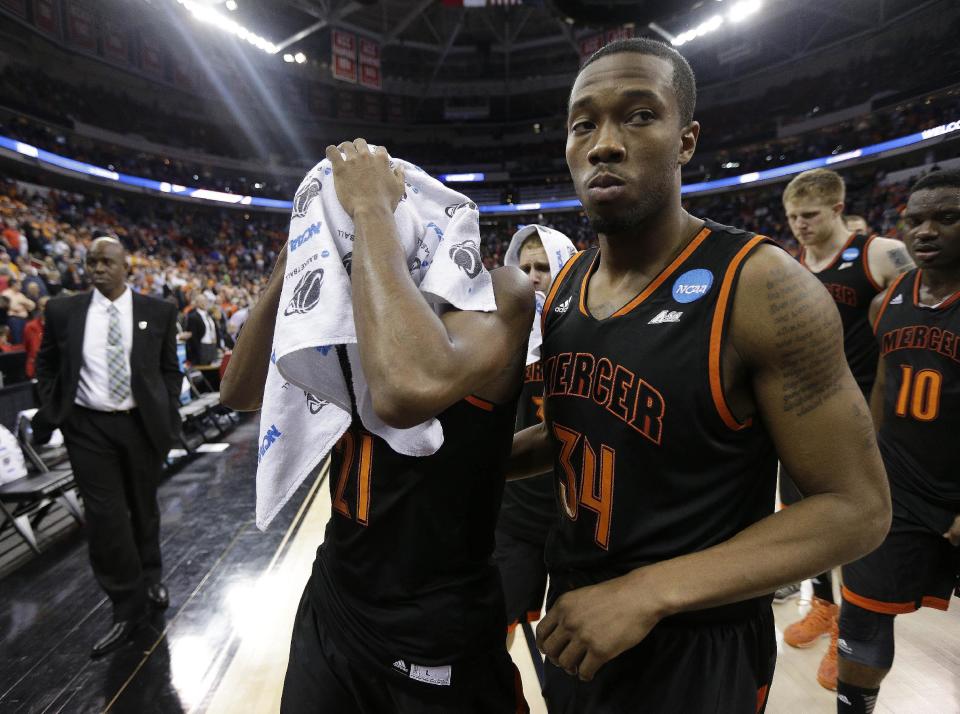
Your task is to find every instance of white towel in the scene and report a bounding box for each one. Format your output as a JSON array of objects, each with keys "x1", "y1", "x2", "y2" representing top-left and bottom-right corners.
[
  {"x1": 504, "y1": 224, "x2": 577, "y2": 365},
  {"x1": 255, "y1": 155, "x2": 496, "y2": 529}
]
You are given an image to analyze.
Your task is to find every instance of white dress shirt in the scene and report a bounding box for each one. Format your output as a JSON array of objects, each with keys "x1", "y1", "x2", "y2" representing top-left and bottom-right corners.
[
  {"x1": 198, "y1": 309, "x2": 217, "y2": 345},
  {"x1": 75, "y1": 287, "x2": 137, "y2": 411}
]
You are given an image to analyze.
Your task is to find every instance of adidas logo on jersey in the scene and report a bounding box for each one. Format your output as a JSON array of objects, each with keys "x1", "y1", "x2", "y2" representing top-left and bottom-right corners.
[
  {"x1": 890, "y1": 294, "x2": 904, "y2": 305},
  {"x1": 838, "y1": 262, "x2": 853, "y2": 270},
  {"x1": 838, "y1": 694, "x2": 852, "y2": 706},
  {"x1": 555, "y1": 296, "x2": 571, "y2": 314},
  {"x1": 649, "y1": 310, "x2": 683, "y2": 324},
  {"x1": 392, "y1": 659, "x2": 408, "y2": 673}
]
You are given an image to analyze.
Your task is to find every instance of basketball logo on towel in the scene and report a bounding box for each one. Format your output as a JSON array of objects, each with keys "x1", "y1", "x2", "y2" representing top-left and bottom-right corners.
[
  {"x1": 305, "y1": 392, "x2": 328, "y2": 414},
  {"x1": 449, "y1": 240, "x2": 483, "y2": 278},
  {"x1": 444, "y1": 201, "x2": 477, "y2": 218},
  {"x1": 342, "y1": 252, "x2": 353, "y2": 276},
  {"x1": 292, "y1": 177, "x2": 322, "y2": 218},
  {"x1": 284, "y1": 268, "x2": 324, "y2": 315}
]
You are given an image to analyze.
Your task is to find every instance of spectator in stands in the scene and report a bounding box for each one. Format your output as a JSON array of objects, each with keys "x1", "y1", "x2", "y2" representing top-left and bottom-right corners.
[
  {"x1": 844, "y1": 214, "x2": 871, "y2": 236},
  {"x1": 3, "y1": 278, "x2": 35, "y2": 343},
  {"x1": 23, "y1": 296, "x2": 47, "y2": 378},
  {"x1": 185, "y1": 294, "x2": 218, "y2": 365},
  {"x1": 33, "y1": 235, "x2": 183, "y2": 659}
]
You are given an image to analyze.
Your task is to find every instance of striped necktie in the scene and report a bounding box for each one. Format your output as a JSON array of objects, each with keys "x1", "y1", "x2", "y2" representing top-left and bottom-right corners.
[{"x1": 106, "y1": 303, "x2": 130, "y2": 403}]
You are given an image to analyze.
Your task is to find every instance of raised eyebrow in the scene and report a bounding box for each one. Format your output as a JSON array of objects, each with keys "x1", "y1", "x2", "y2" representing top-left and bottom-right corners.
[{"x1": 568, "y1": 89, "x2": 664, "y2": 115}]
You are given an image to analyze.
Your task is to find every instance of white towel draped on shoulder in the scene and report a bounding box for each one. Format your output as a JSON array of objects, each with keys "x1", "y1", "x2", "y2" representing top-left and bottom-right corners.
[{"x1": 255, "y1": 155, "x2": 495, "y2": 529}]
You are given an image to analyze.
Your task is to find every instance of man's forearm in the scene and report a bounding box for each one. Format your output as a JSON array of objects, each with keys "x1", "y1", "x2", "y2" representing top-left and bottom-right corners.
[
  {"x1": 351, "y1": 207, "x2": 456, "y2": 395},
  {"x1": 631, "y1": 492, "x2": 889, "y2": 619},
  {"x1": 507, "y1": 422, "x2": 554, "y2": 480},
  {"x1": 220, "y1": 250, "x2": 285, "y2": 410}
]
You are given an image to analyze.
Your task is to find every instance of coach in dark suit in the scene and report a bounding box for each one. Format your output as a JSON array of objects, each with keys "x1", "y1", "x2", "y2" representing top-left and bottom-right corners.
[{"x1": 34, "y1": 236, "x2": 183, "y2": 658}]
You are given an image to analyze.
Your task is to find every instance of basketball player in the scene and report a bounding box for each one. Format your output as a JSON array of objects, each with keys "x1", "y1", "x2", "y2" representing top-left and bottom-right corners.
[
  {"x1": 222, "y1": 142, "x2": 534, "y2": 713},
  {"x1": 780, "y1": 169, "x2": 914, "y2": 689},
  {"x1": 844, "y1": 214, "x2": 872, "y2": 236},
  {"x1": 495, "y1": 227, "x2": 576, "y2": 646},
  {"x1": 836, "y1": 169, "x2": 960, "y2": 714},
  {"x1": 507, "y1": 38, "x2": 891, "y2": 713}
]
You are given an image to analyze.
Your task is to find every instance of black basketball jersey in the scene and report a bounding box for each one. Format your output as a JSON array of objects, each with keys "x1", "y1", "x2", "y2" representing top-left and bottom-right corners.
[
  {"x1": 874, "y1": 269, "x2": 960, "y2": 508},
  {"x1": 309, "y1": 394, "x2": 517, "y2": 670},
  {"x1": 498, "y1": 361, "x2": 556, "y2": 542},
  {"x1": 800, "y1": 233, "x2": 884, "y2": 393},
  {"x1": 541, "y1": 220, "x2": 778, "y2": 620}
]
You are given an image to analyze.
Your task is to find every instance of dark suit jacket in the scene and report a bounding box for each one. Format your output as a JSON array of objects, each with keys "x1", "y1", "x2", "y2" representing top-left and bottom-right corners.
[
  {"x1": 34, "y1": 290, "x2": 183, "y2": 454},
  {"x1": 185, "y1": 308, "x2": 218, "y2": 365}
]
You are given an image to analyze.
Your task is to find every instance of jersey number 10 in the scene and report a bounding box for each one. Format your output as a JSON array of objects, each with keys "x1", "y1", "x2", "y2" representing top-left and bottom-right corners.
[
  {"x1": 895, "y1": 365, "x2": 942, "y2": 422},
  {"x1": 553, "y1": 422, "x2": 615, "y2": 550}
]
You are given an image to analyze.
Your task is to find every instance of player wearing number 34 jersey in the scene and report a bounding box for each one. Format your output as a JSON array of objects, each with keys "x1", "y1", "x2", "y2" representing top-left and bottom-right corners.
[{"x1": 507, "y1": 38, "x2": 891, "y2": 714}]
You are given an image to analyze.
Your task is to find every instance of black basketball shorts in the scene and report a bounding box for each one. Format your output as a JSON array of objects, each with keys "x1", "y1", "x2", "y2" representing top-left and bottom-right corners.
[
  {"x1": 542, "y1": 607, "x2": 776, "y2": 714},
  {"x1": 843, "y1": 481, "x2": 959, "y2": 616},
  {"x1": 281, "y1": 590, "x2": 529, "y2": 714},
  {"x1": 494, "y1": 528, "x2": 548, "y2": 632}
]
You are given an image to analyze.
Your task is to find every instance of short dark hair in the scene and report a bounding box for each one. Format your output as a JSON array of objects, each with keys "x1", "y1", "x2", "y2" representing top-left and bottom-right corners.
[
  {"x1": 578, "y1": 38, "x2": 697, "y2": 125},
  {"x1": 910, "y1": 169, "x2": 960, "y2": 194}
]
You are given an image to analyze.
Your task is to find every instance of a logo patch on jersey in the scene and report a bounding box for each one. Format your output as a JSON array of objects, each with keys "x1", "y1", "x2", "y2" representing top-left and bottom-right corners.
[
  {"x1": 649, "y1": 310, "x2": 683, "y2": 324},
  {"x1": 392, "y1": 659, "x2": 408, "y2": 673},
  {"x1": 890, "y1": 294, "x2": 904, "y2": 305},
  {"x1": 841, "y1": 247, "x2": 860, "y2": 262},
  {"x1": 838, "y1": 262, "x2": 853, "y2": 270},
  {"x1": 408, "y1": 663, "x2": 452, "y2": 686},
  {"x1": 555, "y1": 296, "x2": 571, "y2": 313},
  {"x1": 672, "y1": 269, "x2": 714, "y2": 304}
]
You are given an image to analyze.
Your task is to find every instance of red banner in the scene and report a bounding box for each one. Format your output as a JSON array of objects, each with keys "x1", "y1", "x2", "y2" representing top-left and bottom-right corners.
[
  {"x1": 332, "y1": 53, "x2": 356, "y2": 83},
  {"x1": 0, "y1": 0, "x2": 28, "y2": 18},
  {"x1": 359, "y1": 62, "x2": 381, "y2": 91},
  {"x1": 361, "y1": 92, "x2": 381, "y2": 121},
  {"x1": 387, "y1": 95, "x2": 405, "y2": 123},
  {"x1": 32, "y1": 0, "x2": 59, "y2": 37},
  {"x1": 358, "y1": 37, "x2": 380, "y2": 66},
  {"x1": 310, "y1": 86, "x2": 333, "y2": 116},
  {"x1": 605, "y1": 26, "x2": 634, "y2": 44},
  {"x1": 577, "y1": 33, "x2": 603, "y2": 61},
  {"x1": 103, "y1": 23, "x2": 128, "y2": 64},
  {"x1": 332, "y1": 29, "x2": 355, "y2": 56},
  {"x1": 65, "y1": 0, "x2": 96, "y2": 52},
  {"x1": 140, "y1": 32, "x2": 164, "y2": 76}
]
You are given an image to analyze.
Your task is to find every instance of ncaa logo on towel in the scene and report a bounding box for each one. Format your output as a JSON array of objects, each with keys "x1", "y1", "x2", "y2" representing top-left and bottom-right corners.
[
  {"x1": 841, "y1": 247, "x2": 860, "y2": 262},
  {"x1": 449, "y1": 240, "x2": 483, "y2": 278},
  {"x1": 672, "y1": 269, "x2": 714, "y2": 304},
  {"x1": 284, "y1": 269, "x2": 324, "y2": 316},
  {"x1": 290, "y1": 221, "x2": 323, "y2": 252},
  {"x1": 292, "y1": 177, "x2": 322, "y2": 218},
  {"x1": 444, "y1": 201, "x2": 477, "y2": 218}
]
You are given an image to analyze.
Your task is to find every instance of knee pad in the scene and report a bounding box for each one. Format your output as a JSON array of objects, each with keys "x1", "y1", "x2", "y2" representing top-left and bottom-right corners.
[{"x1": 837, "y1": 601, "x2": 895, "y2": 670}]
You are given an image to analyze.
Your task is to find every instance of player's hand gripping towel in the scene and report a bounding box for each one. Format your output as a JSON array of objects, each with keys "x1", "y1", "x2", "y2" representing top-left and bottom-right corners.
[{"x1": 255, "y1": 155, "x2": 495, "y2": 529}]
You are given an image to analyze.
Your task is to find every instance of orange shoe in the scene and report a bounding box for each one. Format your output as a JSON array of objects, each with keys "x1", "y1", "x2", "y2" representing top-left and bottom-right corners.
[
  {"x1": 783, "y1": 596, "x2": 839, "y2": 648},
  {"x1": 816, "y1": 618, "x2": 839, "y2": 691}
]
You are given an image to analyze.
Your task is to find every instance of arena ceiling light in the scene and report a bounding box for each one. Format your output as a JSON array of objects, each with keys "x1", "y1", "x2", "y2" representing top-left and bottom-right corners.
[
  {"x1": 671, "y1": 0, "x2": 763, "y2": 47},
  {"x1": 174, "y1": 0, "x2": 279, "y2": 54}
]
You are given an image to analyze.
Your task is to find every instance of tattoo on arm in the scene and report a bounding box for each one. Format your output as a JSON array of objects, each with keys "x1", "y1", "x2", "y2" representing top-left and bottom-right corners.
[
  {"x1": 767, "y1": 268, "x2": 845, "y2": 417},
  {"x1": 887, "y1": 246, "x2": 914, "y2": 273}
]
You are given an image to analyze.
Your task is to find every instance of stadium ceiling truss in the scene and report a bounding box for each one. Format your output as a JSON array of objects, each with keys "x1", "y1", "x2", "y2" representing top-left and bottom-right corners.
[{"x1": 266, "y1": 0, "x2": 946, "y2": 78}]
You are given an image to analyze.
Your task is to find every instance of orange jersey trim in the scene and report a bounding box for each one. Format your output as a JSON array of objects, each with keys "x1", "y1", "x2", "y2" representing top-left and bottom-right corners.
[
  {"x1": 862, "y1": 234, "x2": 883, "y2": 292},
  {"x1": 708, "y1": 235, "x2": 767, "y2": 431},
  {"x1": 465, "y1": 394, "x2": 494, "y2": 411},
  {"x1": 872, "y1": 272, "x2": 909, "y2": 334},
  {"x1": 921, "y1": 595, "x2": 950, "y2": 611},
  {"x1": 841, "y1": 585, "x2": 916, "y2": 615},
  {"x1": 756, "y1": 684, "x2": 770, "y2": 713},
  {"x1": 608, "y1": 226, "x2": 712, "y2": 318},
  {"x1": 914, "y1": 269, "x2": 960, "y2": 310},
  {"x1": 541, "y1": 250, "x2": 586, "y2": 331}
]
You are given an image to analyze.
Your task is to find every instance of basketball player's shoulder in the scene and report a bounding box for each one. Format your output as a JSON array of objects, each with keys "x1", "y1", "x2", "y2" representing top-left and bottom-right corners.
[{"x1": 731, "y1": 241, "x2": 843, "y2": 361}]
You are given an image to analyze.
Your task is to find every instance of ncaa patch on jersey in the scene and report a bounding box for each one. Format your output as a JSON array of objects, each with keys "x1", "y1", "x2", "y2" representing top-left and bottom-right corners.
[
  {"x1": 672, "y1": 269, "x2": 714, "y2": 304},
  {"x1": 842, "y1": 247, "x2": 860, "y2": 261}
]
